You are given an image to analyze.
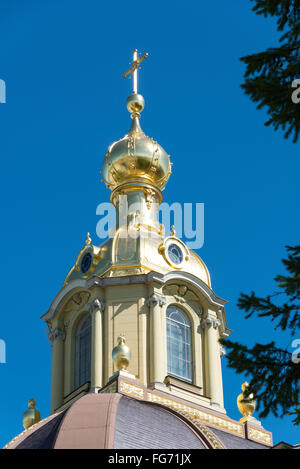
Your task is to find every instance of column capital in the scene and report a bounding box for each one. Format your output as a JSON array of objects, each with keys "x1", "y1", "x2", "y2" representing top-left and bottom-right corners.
[
  {"x1": 201, "y1": 316, "x2": 220, "y2": 330},
  {"x1": 88, "y1": 298, "x2": 105, "y2": 314},
  {"x1": 147, "y1": 293, "x2": 166, "y2": 308},
  {"x1": 48, "y1": 328, "x2": 66, "y2": 344}
]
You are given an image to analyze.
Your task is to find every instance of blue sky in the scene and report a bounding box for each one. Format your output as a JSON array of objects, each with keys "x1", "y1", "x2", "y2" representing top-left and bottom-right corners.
[{"x1": 0, "y1": 0, "x2": 299, "y2": 447}]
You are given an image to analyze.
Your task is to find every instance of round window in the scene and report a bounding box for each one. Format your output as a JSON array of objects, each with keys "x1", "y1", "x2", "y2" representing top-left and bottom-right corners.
[
  {"x1": 167, "y1": 244, "x2": 183, "y2": 265},
  {"x1": 81, "y1": 252, "x2": 92, "y2": 273}
]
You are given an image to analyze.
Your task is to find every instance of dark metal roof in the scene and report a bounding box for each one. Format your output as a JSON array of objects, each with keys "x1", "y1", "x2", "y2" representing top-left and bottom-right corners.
[
  {"x1": 15, "y1": 411, "x2": 67, "y2": 449},
  {"x1": 114, "y1": 396, "x2": 205, "y2": 449},
  {"x1": 5, "y1": 393, "x2": 272, "y2": 449},
  {"x1": 210, "y1": 427, "x2": 269, "y2": 449}
]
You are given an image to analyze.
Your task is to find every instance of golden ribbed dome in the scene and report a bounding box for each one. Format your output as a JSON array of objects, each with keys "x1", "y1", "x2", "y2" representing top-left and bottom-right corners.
[{"x1": 101, "y1": 75, "x2": 172, "y2": 196}]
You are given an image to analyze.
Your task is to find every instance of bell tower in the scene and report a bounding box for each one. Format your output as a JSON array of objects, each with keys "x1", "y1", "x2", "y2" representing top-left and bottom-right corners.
[{"x1": 42, "y1": 50, "x2": 231, "y2": 417}]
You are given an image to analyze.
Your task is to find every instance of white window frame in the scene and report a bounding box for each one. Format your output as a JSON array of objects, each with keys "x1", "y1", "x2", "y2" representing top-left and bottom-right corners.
[
  {"x1": 166, "y1": 305, "x2": 193, "y2": 383},
  {"x1": 74, "y1": 314, "x2": 91, "y2": 389}
]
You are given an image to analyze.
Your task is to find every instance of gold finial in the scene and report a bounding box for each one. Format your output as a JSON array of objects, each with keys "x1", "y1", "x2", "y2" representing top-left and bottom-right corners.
[
  {"x1": 112, "y1": 335, "x2": 131, "y2": 371},
  {"x1": 237, "y1": 382, "x2": 256, "y2": 423},
  {"x1": 170, "y1": 225, "x2": 176, "y2": 236},
  {"x1": 22, "y1": 398, "x2": 41, "y2": 430},
  {"x1": 123, "y1": 50, "x2": 148, "y2": 118},
  {"x1": 86, "y1": 232, "x2": 91, "y2": 245}
]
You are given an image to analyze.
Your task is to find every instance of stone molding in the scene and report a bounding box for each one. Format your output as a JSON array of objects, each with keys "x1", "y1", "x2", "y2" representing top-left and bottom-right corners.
[{"x1": 43, "y1": 271, "x2": 228, "y2": 323}]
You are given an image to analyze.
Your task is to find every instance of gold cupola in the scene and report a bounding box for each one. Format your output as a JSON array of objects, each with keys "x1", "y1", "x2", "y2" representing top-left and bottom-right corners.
[
  {"x1": 64, "y1": 50, "x2": 211, "y2": 285},
  {"x1": 101, "y1": 50, "x2": 172, "y2": 205}
]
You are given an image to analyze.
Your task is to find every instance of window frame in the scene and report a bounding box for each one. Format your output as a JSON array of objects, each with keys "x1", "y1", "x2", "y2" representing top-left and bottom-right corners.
[
  {"x1": 74, "y1": 313, "x2": 92, "y2": 390},
  {"x1": 166, "y1": 304, "x2": 193, "y2": 384}
]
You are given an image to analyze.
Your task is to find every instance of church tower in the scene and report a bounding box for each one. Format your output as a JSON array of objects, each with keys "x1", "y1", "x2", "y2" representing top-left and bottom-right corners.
[
  {"x1": 42, "y1": 50, "x2": 229, "y2": 415},
  {"x1": 3, "y1": 50, "x2": 273, "y2": 449}
]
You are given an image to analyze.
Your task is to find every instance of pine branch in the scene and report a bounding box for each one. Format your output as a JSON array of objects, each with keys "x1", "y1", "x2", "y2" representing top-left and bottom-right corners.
[
  {"x1": 240, "y1": 1, "x2": 300, "y2": 142},
  {"x1": 223, "y1": 245, "x2": 300, "y2": 424},
  {"x1": 251, "y1": 0, "x2": 300, "y2": 41},
  {"x1": 237, "y1": 246, "x2": 300, "y2": 334},
  {"x1": 221, "y1": 338, "x2": 300, "y2": 421}
]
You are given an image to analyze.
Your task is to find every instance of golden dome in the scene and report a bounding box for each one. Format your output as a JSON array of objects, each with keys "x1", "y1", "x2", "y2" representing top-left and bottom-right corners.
[{"x1": 101, "y1": 93, "x2": 172, "y2": 195}]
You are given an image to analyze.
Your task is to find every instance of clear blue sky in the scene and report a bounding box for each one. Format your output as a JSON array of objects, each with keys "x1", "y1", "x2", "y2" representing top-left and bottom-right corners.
[{"x1": 0, "y1": 0, "x2": 299, "y2": 447}]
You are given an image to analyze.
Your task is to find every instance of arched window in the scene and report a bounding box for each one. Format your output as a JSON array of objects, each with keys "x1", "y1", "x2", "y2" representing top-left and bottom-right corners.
[
  {"x1": 166, "y1": 305, "x2": 192, "y2": 382},
  {"x1": 74, "y1": 314, "x2": 91, "y2": 389}
]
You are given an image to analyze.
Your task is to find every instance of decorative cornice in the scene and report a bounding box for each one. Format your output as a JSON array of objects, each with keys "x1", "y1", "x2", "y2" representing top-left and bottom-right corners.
[
  {"x1": 42, "y1": 271, "x2": 229, "y2": 328},
  {"x1": 149, "y1": 271, "x2": 227, "y2": 307},
  {"x1": 88, "y1": 298, "x2": 105, "y2": 314},
  {"x1": 42, "y1": 275, "x2": 148, "y2": 322},
  {"x1": 146, "y1": 293, "x2": 166, "y2": 307}
]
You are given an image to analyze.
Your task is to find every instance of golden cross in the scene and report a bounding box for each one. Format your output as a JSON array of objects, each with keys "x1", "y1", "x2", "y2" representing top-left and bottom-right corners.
[{"x1": 122, "y1": 49, "x2": 148, "y2": 94}]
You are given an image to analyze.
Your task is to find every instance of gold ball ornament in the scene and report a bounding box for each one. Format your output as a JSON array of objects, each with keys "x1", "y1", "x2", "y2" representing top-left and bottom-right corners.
[{"x1": 126, "y1": 93, "x2": 145, "y2": 115}]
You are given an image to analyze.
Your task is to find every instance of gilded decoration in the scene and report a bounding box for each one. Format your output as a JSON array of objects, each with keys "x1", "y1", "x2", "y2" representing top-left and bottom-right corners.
[
  {"x1": 158, "y1": 238, "x2": 190, "y2": 270},
  {"x1": 22, "y1": 399, "x2": 41, "y2": 430},
  {"x1": 61, "y1": 49, "x2": 213, "y2": 288},
  {"x1": 112, "y1": 336, "x2": 131, "y2": 371},
  {"x1": 248, "y1": 426, "x2": 272, "y2": 445},
  {"x1": 102, "y1": 50, "x2": 171, "y2": 196},
  {"x1": 147, "y1": 392, "x2": 243, "y2": 439},
  {"x1": 237, "y1": 382, "x2": 256, "y2": 422},
  {"x1": 147, "y1": 393, "x2": 225, "y2": 449},
  {"x1": 105, "y1": 266, "x2": 145, "y2": 277},
  {"x1": 86, "y1": 232, "x2": 92, "y2": 245},
  {"x1": 120, "y1": 381, "x2": 145, "y2": 399}
]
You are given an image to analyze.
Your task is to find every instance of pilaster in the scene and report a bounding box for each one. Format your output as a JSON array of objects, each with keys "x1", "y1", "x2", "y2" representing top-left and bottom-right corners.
[
  {"x1": 147, "y1": 292, "x2": 166, "y2": 387},
  {"x1": 49, "y1": 327, "x2": 65, "y2": 413},
  {"x1": 201, "y1": 312, "x2": 224, "y2": 409},
  {"x1": 88, "y1": 298, "x2": 105, "y2": 393}
]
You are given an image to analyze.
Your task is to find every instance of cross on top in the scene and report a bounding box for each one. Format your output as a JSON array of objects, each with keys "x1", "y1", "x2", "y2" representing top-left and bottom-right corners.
[{"x1": 122, "y1": 49, "x2": 148, "y2": 94}]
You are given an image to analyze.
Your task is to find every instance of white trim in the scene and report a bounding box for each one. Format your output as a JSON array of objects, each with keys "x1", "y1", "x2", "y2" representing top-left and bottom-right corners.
[
  {"x1": 150, "y1": 271, "x2": 227, "y2": 308},
  {"x1": 42, "y1": 271, "x2": 228, "y2": 325}
]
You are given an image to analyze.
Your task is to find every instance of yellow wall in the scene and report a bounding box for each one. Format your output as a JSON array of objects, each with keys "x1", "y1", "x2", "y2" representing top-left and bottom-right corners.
[{"x1": 48, "y1": 277, "x2": 227, "y2": 415}]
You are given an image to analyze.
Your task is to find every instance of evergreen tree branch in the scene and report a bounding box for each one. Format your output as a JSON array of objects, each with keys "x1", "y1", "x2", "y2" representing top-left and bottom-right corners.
[
  {"x1": 237, "y1": 245, "x2": 300, "y2": 334},
  {"x1": 223, "y1": 245, "x2": 300, "y2": 424},
  {"x1": 240, "y1": 1, "x2": 300, "y2": 142},
  {"x1": 220, "y1": 338, "x2": 300, "y2": 421}
]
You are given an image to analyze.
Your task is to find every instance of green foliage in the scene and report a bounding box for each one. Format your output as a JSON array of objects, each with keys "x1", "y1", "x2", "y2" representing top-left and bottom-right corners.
[
  {"x1": 222, "y1": 339, "x2": 300, "y2": 423},
  {"x1": 251, "y1": 0, "x2": 300, "y2": 41},
  {"x1": 221, "y1": 245, "x2": 300, "y2": 424},
  {"x1": 240, "y1": 0, "x2": 300, "y2": 142},
  {"x1": 238, "y1": 246, "x2": 300, "y2": 334}
]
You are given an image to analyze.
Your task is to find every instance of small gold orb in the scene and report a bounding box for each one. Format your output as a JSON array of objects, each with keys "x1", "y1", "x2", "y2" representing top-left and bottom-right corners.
[{"x1": 126, "y1": 93, "x2": 145, "y2": 114}]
